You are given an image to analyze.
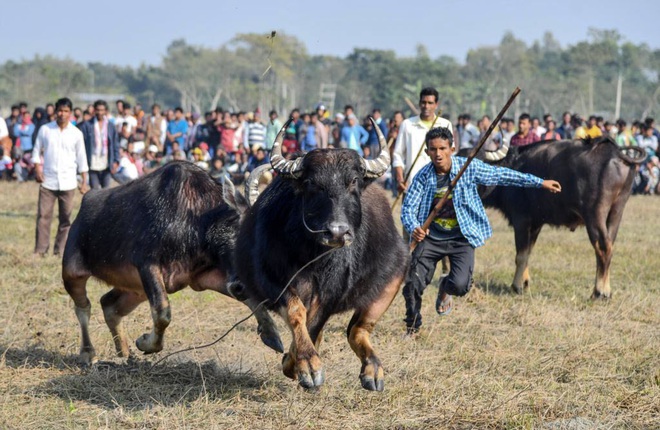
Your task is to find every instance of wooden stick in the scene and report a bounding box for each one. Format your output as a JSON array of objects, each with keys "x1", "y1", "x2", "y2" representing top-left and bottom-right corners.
[
  {"x1": 404, "y1": 97, "x2": 420, "y2": 115},
  {"x1": 409, "y1": 87, "x2": 521, "y2": 252}
]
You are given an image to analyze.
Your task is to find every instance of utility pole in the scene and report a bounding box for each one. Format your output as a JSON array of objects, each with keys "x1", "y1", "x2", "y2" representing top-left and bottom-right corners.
[{"x1": 615, "y1": 72, "x2": 623, "y2": 120}]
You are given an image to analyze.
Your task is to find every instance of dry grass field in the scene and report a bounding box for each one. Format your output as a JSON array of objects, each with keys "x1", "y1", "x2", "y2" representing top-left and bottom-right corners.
[{"x1": 0, "y1": 181, "x2": 658, "y2": 429}]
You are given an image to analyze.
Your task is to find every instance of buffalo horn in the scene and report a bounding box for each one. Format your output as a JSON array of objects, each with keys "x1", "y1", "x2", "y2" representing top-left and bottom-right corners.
[
  {"x1": 483, "y1": 135, "x2": 510, "y2": 162},
  {"x1": 244, "y1": 164, "x2": 272, "y2": 206},
  {"x1": 363, "y1": 117, "x2": 391, "y2": 178},
  {"x1": 270, "y1": 118, "x2": 304, "y2": 178}
]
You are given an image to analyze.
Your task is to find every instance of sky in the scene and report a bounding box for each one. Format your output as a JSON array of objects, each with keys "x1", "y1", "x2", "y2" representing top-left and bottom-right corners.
[{"x1": 1, "y1": 0, "x2": 659, "y2": 67}]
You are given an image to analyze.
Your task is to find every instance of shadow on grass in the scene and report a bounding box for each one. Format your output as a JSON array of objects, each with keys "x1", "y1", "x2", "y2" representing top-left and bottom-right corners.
[
  {"x1": 1, "y1": 344, "x2": 273, "y2": 410},
  {"x1": 0, "y1": 211, "x2": 33, "y2": 218},
  {"x1": 1, "y1": 344, "x2": 80, "y2": 370},
  {"x1": 475, "y1": 280, "x2": 518, "y2": 297}
]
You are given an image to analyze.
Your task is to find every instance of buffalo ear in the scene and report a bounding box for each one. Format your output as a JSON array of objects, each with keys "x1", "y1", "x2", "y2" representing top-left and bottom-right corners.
[{"x1": 222, "y1": 176, "x2": 249, "y2": 214}]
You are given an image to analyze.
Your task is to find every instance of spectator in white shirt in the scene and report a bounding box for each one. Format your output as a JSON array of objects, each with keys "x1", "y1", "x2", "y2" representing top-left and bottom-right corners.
[{"x1": 32, "y1": 98, "x2": 89, "y2": 257}]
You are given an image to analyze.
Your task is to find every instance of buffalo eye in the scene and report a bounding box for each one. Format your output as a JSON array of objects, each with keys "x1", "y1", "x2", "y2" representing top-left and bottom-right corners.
[{"x1": 349, "y1": 176, "x2": 360, "y2": 191}]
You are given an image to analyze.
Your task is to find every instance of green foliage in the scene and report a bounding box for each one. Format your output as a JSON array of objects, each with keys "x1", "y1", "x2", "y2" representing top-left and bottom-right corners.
[{"x1": 1, "y1": 29, "x2": 659, "y2": 120}]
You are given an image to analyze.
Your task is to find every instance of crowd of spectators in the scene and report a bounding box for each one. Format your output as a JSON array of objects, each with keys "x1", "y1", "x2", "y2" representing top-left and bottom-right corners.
[{"x1": 1, "y1": 99, "x2": 658, "y2": 195}]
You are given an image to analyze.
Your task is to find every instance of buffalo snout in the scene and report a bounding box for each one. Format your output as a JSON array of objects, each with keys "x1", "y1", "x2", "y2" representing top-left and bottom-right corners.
[{"x1": 323, "y1": 221, "x2": 353, "y2": 247}]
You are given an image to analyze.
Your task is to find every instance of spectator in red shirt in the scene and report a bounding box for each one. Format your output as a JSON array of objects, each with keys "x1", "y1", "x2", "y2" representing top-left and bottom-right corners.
[
  {"x1": 510, "y1": 113, "x2": 540, "y2": 147},
  {"x1": 541, "y1": 120, "x2": 562, "y2": 141}
]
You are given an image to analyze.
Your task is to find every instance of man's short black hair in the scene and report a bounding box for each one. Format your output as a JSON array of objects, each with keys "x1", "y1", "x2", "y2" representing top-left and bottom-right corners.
[
  {"x1": 419, "y1": 87, "x2": 439, "y2": 103},
  {"x1": 645, "y1": 117, "x2": 654, "y2": 126},
  {"x1": 55, "y1": 97, "x2": 73, "y2": 110},
  {"x1": 372, "y1": 108, "x2": 381, "y2": 114},
  {"x1": 93, "y1": 99, "x2": 108, "y2": 109},
  {"x1": 11, "y1": 104, "x2": 19, "y2": 111},
  {"x1": 19, "y1": 102, "x2": 28, "y2": 109},
  {"x1": 519, "y1": 113, "x2": 531, "y2": 122},
  {"x1": 425, "y1": 126, "x2": 454, "y2": 147},
  {"x1": 463, "y1": 113, "x2": 472, "y2": 121},
  {"x1": 269, "y1": 109, "x2": 277, "y2": 116},
  {"x1": 152, "y1": 103, "x2": 161, "y2": 110},
  {"x1": 174, "y1": 107, "x2": 184, "y2": 113},
  {"x1": 123, "y1": 102, "x2": 132, "y2": 110}
]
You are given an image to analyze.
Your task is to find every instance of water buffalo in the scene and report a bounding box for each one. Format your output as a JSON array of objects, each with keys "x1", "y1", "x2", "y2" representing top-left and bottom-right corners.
[
  {"x1": 62, "y1": 161, "x2": 282, "y2": 365},
  {"x1": 476, "y1": 136, "x2": 646, "y2": 298},
  {"x1": 230, "y1": 118, "x2": 408, "y2": 391}
]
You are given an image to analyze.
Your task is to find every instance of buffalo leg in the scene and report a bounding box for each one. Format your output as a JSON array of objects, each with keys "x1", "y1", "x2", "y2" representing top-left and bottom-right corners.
[
  {"x1": 511, "y1": 223, "x2": 542, "y2": 294},
  {"x1": 62, "y1": 253, "x2": 95, "y2": 364},
  {"x1": 226, "y1": 281, "x2": 284, "y2": 353},
  {"x1": 589, "y1": 194, "x2": 629, "y2": 299},
  {"x1": 279, "y1": 295, "x2": 324, "y2": 389},
  {"x1": 135, "y1": 265, "x2": 171, "y2": 354},
  {"x1": 586, "y1": 208, "x2": 615, "y2": 299},
  {"x1": 100, "y1": 288, "x2": 146, "y2": 358},
  {"x1": 347, "y1": 274, "x2": 402, "y2": 391},
  {"x1": 307, "y1": 296, "x2": 331, "y2": 351},
  {"x1": 63, "y1": 273, "x2": 95, "y2": 364}
]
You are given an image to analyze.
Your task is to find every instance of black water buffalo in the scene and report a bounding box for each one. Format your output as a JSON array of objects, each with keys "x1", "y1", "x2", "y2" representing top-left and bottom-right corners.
[
  {"x1": 230, "y1": 118, "x2": 408, "y2": 391},
  {"x1": 475, "y1": 136, "x2": 646, "y2": 298},
  {"x1": 62, "y1": 161, "x2": 282, "y2": 365}
]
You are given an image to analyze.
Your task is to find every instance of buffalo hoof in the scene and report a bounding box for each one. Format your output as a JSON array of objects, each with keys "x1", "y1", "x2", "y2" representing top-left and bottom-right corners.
[
  {"x1": 79, "y1": 347, "x2": 97, "y2": 366},
  {"x1": 590, "y1": 290, "x2": 611, "y2": 300},
  {"x1": 511, "y1": 284, "x2": 524, "y2": 295},
  {"x1": 360, "y1": 357, "x2": 385, "y2": 392},
  {"x1": 282, "y1": 352, "x2": 324, "y2": 389},
  {"x1": 259, "y1": 330, "x2": 284, "y2": 353},
  {"x1": 298, "y1": 367, "x2": 325, "y2": 390},
  {"x1": 135, "y1": 333, "x2": 163, "y2": 354}
]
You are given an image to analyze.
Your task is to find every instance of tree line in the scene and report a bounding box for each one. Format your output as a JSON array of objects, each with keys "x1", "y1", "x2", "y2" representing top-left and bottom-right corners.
[{"x1": 1, "y1": 28, "x2": 659, "y2": 121}]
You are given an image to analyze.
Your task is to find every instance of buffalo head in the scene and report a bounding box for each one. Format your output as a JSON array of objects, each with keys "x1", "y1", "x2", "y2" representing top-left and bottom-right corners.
[{"x1": 248, "y1": 117, "x2": 390, "y2": 248}]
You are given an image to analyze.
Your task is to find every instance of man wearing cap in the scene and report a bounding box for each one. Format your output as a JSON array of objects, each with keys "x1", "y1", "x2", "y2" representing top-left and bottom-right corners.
[
  {"x1": 80, "y1": 99, "x2": 120, "y2": 189},
  {"x1": 316, "y1": 103, "x2": 332, "y2": 127},
  {"x1": 142, "y1": 145, "x2": 162, "y2": 175},
  {"x1": 393, "y1": 87, "x2": 453, "y2": 194},
  {"x1": 331, "y1": 113, "x2": 345, "y2": 148}
]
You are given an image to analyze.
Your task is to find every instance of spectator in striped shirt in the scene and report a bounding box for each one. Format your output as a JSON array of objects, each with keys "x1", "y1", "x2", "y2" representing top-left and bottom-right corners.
[
  {"x1": 244, "y1": 110, "x2": 266, "y2": 152},
  {"x1": 400, "y1": 127, "x2": 560, "y2": 335}
]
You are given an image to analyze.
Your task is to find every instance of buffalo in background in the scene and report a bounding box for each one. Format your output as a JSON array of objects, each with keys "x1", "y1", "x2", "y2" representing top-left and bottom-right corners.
[{"x1": 473, "y1": 136, "x2": 646, "y2": 298}]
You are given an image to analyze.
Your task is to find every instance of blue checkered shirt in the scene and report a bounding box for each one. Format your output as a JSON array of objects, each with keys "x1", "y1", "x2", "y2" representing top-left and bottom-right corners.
[{"x1": 401, "y1": 156, "x2": 544, "y2": 248}]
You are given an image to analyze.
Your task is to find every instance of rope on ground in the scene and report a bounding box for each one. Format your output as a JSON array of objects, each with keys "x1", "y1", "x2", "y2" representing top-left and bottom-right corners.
[{"x1": 148, "y1": 246, "x2": 339, "y2": 371}]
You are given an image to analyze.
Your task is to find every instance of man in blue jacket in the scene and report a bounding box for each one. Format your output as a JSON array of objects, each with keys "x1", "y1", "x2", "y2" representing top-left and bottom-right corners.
[
  {"x1": 80, "y1": 100, "x2": 120, "y2": 189},
  {"x1": 401, "y1": 127, "x2": 561, "y2": 335}
]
